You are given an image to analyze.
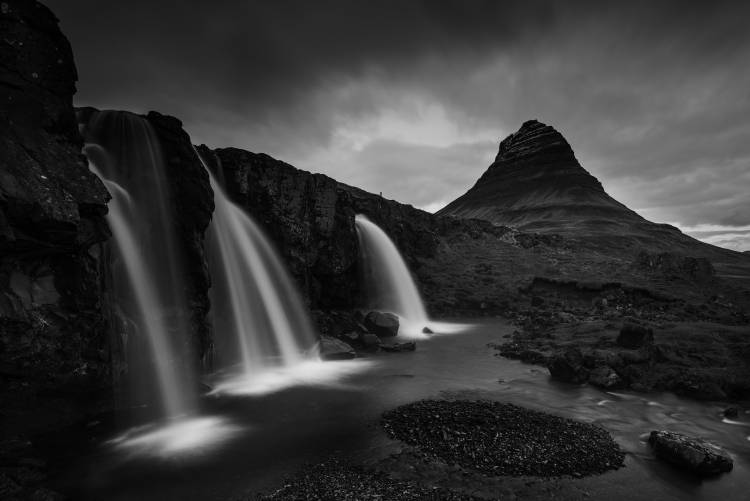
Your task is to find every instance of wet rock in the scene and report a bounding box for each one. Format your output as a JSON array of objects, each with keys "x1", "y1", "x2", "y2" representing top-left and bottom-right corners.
[
  {"x1": 0, "y1": 0, "x2": 111, "y2": 430},
  {"x1": 724, "y1": 407, "x2": 739, "y2": 419},
  {"x1": 678, "y1": 381, "x2": 727, "y2": 401},
  {"x1": 422, "y1": 326, "x2": 434, "y2": 334},
  {"x1": 318, "y1": 335, "x2": 356, "y2": 360},
  {"x1": 531, "y1": 295, "x2": 544, "y2": 307},
  {"x1": 359, "y1": 332, "x2": 383, "y2": 349},
  {"x1": 616, "y1": 323, "x2": 654, "y2": 349},
  {"x1": 588, "y1": 366, "x2": 624, "y2": 390},
  {"x1": 381, "y1": 341, "x2": 416, "y2": 352},
  {"x1": 547, "y1": 347, "x2": 590, "y2": 384},
  {"x1": 648, "y1": 430, "x2": 733, "y2": 476},
  {"x1": 364, "y1": 311, "x2": 400, "y2": 337}
]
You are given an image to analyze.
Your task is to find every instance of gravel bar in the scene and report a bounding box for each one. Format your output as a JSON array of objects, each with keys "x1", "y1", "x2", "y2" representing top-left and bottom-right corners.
[{"x1": 381, "y1": 399, "x2": 624, "y2": 478}]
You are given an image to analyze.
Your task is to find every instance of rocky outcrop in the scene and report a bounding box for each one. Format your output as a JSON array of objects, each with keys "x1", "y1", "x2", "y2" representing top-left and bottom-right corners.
[
  {"x1": 634, "y1": 251, "x2": 715, "y2": 282},
  {"x1": 144, "y1": 112, "x2": 214, "y2": 368},
  {"x1": 547, "y1": 347, "x2": 590, "y2": 384},
  {"x1": 648, "y1": 431, "x2": 733, "y2": 476},
  {"x1": 318, "y1": 335, "x2": 356, "y2": 360},
  {"x1": 0, "y1": 0, "x2": 112, "y2": 434},
  {"x1": 364, "y1": 311, "x2": 400, "y2": 337}
]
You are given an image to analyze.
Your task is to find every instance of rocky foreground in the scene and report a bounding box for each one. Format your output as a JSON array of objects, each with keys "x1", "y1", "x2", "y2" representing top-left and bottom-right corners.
[
  {"x1": 382, "y1": 400, "x2": 624, "y2": 478},
  {"x1": 258, "y1": 399, "x2": 624, "y2": 500},
  {"x1": 258, "y1": 458, "x2": 480, "y2": 501}
]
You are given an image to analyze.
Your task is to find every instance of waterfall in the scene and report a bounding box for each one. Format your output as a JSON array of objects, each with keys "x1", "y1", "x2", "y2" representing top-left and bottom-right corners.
[
  {"x1": 81, "y1": 111, "x2": 195, "y2": 419},
  {"x1": 355, "y1": 214, "x2": 431, "y2": 338},
  {"x1": 195, "y1": 151, "x2": 341, "y2": 396}
]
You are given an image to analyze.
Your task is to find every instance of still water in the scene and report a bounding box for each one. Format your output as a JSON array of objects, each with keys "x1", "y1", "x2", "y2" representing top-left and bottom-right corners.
[{"x1": 52, "y1": 320, "x2": 750, "y2": 500}]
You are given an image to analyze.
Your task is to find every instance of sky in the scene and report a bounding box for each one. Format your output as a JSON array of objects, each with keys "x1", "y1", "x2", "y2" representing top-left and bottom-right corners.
[{"x1": 49, "y1": 0, "x2": 750, "y2": 251}]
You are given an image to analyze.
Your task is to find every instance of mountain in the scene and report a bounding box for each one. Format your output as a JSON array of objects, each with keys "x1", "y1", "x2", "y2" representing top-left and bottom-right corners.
[{"x1": 438, "y1": 120, "x2": 709, "y2": 253}]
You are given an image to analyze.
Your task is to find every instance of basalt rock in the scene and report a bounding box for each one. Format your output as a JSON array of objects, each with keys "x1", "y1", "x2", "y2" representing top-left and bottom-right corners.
[
  {"x1": 547, "y1": 347, "x2": 590, "y2": 384},
  {"x1": 144, "y1": 112, "x2": 214, "y2": 368},
  {"x1": 364, "y1": 311, "x2": 400, "y2": 337},
  {"x1": 648, "y1": 430, "x2": 733, "y2": 476},
  {"x1": 0, "y1": 0, "x2": 112, "y2": 432},
  {"x1": 318, "y1": 335, "x2": 356, "y2": 360}
]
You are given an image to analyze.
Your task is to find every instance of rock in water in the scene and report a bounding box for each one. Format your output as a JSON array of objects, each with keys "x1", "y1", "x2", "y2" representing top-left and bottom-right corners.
[
  {"x1": 318, "y1": 336, "x2": 356, "y2": 360},
  {"x1": 547, "y1": 347, "x2": 590, "y2": 384},
  {"x1": 381, "y1": 341, "x2": 416, "y2": 353},
  {"x1": 648, "y1": 431, "x2": 733, "y2": 476},
  {"x1": 364, "y1": 311, "x2": 400, "y2": 337},
  {"x1": 588, "y1": 365, "x2": 624, "y2": 390},
  {"x1": 616, "y1": 323, "x2": 654, "y2": 349}
]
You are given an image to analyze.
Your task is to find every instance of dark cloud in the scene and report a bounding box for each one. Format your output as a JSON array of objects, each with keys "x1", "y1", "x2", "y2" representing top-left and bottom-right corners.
[{"x1": 47, "y1": 0, "x2": 750, "y2": 250}]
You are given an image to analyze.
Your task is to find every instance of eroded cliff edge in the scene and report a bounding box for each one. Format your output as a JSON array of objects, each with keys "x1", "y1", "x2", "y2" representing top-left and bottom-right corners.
[{"x1": 1, "y1": 0, "x2": 112, "y2": 436}]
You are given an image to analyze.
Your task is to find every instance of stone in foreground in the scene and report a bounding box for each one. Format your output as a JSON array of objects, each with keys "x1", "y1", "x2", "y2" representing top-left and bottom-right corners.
[
  {"x1": 381, "y1": 341, "x2": 416, "y2": 353},
  {"x1": 318, "y1": 336, "x2": 356, "y2": 360},
  {"x1": 648, "y1": 430, "x2": 733, "y2": 476},
  {"x1": 364, "y1": 311, "x2": 400, "y2": 337}
]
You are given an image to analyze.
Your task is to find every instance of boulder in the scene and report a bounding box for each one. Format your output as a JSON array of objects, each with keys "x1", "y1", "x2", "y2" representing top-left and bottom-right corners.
[
  {"x1": 359, "y1": 333, "x2": 382, "y2": 350},
  {"x1": 422, "y1": 326, "x2": 434, "y2": 334},
  {"x1": 648, "y1": 431, "x2": 733, "y2": 476},
  {"x1": 723, "y1": 407, "x2": 739, "y2": 419},
  {"x1": 617, "y1": 323, "x2": 654, "y2": 349},
  {"x1": 547, "y1": 347, "x2": 590, "y2": 384},
  {"x1": 588, "y1": 366, "x2": 624, "y2": 390},
  {"x1": 381, "y1": 341, "x2": 416, "y2": 353},
  {"x1": 364, "y1": 311, "x2": 400, "y2": 337},
  {"x1": 318, "y1": 336, "x2": 356, "y2": 360}
]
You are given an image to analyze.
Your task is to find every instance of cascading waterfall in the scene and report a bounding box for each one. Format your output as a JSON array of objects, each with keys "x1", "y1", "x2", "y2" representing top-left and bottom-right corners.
[
  {"x1": 355, "y1": 214, "x2": 431, "y2": 338},
  {"x1": 81, "y1": 111, "x2": 195, "y2": 419},
  {"x1": 204, "y1": 163, "x2": 317, "y2": 370},
  {"x1": 81, "y1": 112, "x2": 239, "y2": 457},
  {"x1": 196, "y1": 151, "x2": 355, "y2": 396}
]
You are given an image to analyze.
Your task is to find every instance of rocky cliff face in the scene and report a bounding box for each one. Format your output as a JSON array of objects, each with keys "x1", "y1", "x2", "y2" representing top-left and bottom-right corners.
[
  {"x1": 143, "y1": 112, "x2": 214, "y2": 369},
  {"x1": 198, "y1": 146, "x2": 522, "y2": 317},
  {"x1": 0, "y1": 0, "x2": 111, "y2": 436}
]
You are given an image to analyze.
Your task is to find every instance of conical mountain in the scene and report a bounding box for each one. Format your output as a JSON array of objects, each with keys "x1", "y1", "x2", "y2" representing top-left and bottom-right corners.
[
  {"x1": 437, "y1": 119, "x2": 719, "y2": 255},
  {"x1": 438, "y1": 120, "x2": 647, "y2": 233}
]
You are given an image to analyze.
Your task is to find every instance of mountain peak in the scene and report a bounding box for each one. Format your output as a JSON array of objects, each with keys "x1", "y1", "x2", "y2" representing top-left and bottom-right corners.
[
  {"x1": 495, "y1": 119, "x2": 575, "y2": 164},
  {"x1": 437, "y1": 119, "x2": 649, "y2": 236}
]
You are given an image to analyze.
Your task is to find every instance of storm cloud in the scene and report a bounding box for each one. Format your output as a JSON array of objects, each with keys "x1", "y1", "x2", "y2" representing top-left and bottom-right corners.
[{"x1": 49, "y1": 0, "x2": 750, "y2": 250}]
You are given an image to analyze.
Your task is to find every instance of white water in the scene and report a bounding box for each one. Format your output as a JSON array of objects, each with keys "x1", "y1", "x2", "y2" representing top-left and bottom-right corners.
[
  {"x1": 196, "y1": 151, "x2": 324, "y2": 394},
  {"x1": 82, "y1": 112, "x2": 195, "y2": 418}
]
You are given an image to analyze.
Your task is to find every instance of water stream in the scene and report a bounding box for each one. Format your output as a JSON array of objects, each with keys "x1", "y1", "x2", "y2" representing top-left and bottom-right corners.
[{"x1": 51, "y1": 320, "x2": 750, "y2": 500}]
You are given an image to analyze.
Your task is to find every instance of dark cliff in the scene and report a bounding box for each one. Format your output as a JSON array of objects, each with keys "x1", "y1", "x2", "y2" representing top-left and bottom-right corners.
[
  {"x1": 0, "y1": 0, "x2": 111, "y2": 437},
  {"x1": 197, "y1": 146, "x2": 531, "y2": 316}
]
